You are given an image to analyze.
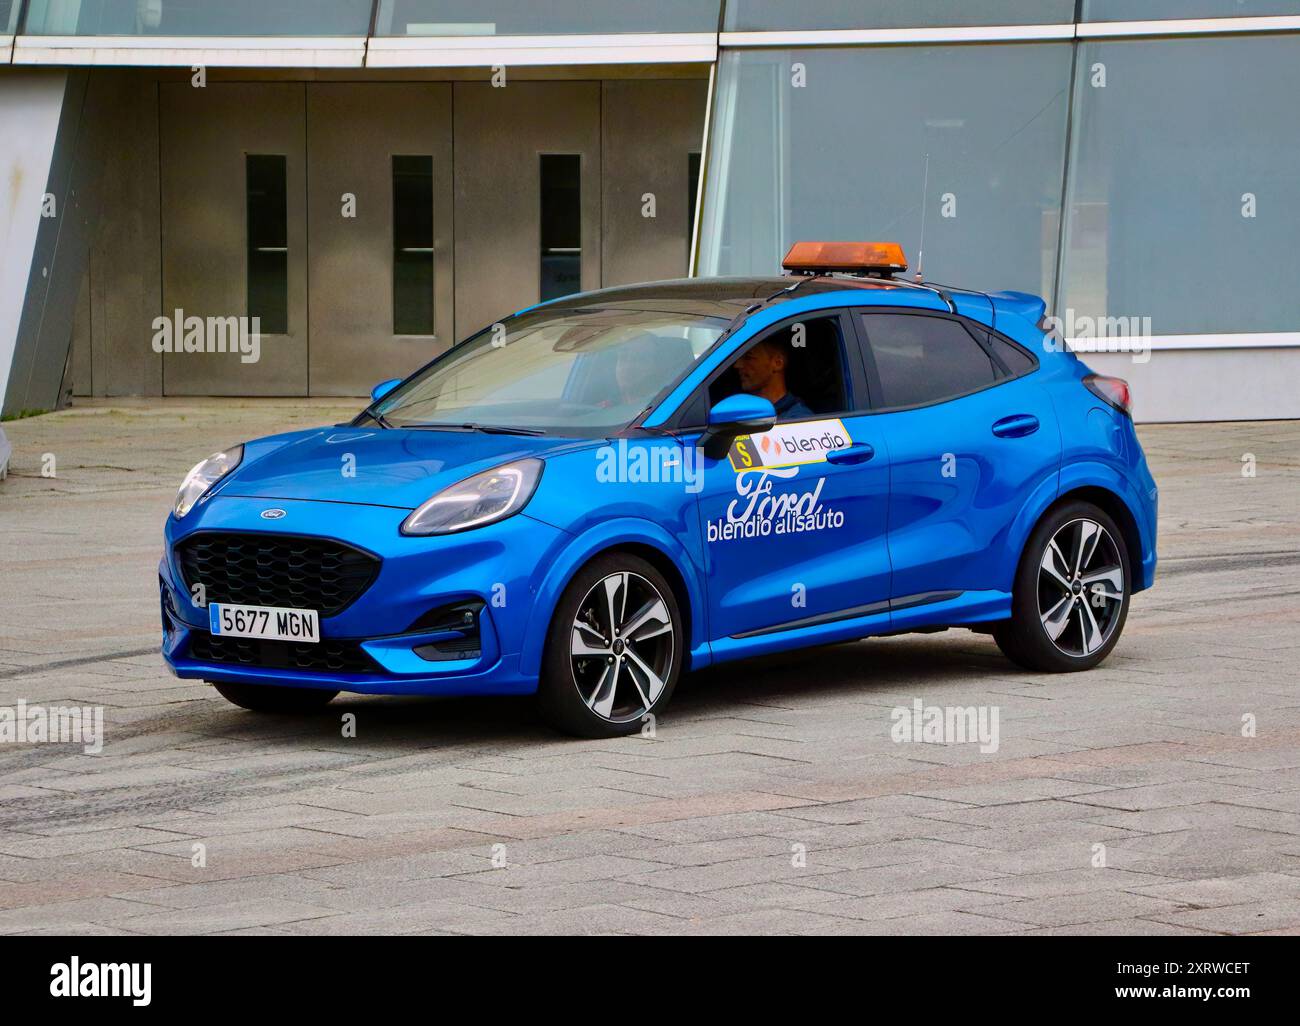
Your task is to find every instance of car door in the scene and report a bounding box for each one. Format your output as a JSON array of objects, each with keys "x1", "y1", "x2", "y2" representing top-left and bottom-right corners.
[
  {"x1": 854, "y1": 309, "x2": 1061, "y2": 608},
  {"x1": 675, "y1": 309, "x2": 892, "y2": 653}
]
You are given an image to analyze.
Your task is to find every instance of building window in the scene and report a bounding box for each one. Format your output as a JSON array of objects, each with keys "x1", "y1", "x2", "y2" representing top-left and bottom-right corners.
[
  {"x1": 392, "y1": 155, "x2": 435, "y2": 336},
  {"x1": 246, "y1": 154, "x2": 288, "y2": 335},
  {"x1": 540, "y1": 154, "x2": 581, "y2": 302},
  {"x1": 1081, "y1": 1, "x2": 1300, "y2": 21},
  {"x1": 374, "y1": 1, "x2": 720, "y2": 35},
  {"x1": 1059, "y1": 34, "x2": 1300, "y2": 335},
  {"x1": 697, "y1": 45, "x2": 1072, "y2": 301},
  {"x1": 723, "y1": 0, "x2": 1075, "y2": 31},
  {"x1": 21, "y1": 0, "x2": 373, "y2": 35}
]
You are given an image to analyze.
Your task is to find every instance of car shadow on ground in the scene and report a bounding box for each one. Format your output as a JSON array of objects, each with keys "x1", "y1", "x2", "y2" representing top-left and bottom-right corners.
[{"x1": 197, "y1": 629, "x2": 1024, "y2": 747}]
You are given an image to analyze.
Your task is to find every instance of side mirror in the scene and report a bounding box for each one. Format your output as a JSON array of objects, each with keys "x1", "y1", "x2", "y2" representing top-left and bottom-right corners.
[
  {"x1": 370, "y1": 378, "x2": 402, "y2": 403},
  {"x1": 701, "y1": 394, "x2": 776, "y2": 459}
]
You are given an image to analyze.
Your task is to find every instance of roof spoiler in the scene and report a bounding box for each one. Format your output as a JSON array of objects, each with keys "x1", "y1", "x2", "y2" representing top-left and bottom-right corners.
[{"x1": 988, "y1": 291, "x2": 1046, "y2": 328}]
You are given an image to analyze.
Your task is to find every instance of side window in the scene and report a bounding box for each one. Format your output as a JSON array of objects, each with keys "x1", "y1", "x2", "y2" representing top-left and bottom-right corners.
[
  {"x1": 984, "y1": 332, "x2": 1037, "y2": 378},
  {"x1": 705, "y1": 314, "x2": 851, "y2": 423},
  {"x1": 860, "y1": 314, "x2": 998, "y2": 409}
]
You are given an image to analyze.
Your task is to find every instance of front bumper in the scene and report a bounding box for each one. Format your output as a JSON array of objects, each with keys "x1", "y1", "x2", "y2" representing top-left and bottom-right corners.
[{"x1": 160, "y1": 495, "x2": 570, "y2": 696}]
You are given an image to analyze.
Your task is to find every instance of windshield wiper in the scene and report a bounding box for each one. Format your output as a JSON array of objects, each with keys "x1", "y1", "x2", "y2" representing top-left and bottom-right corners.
[
  {"x1": 372, "y1": 411, "x2": 394, "y2": 430},
  {"x1": 415, "y1": 422, "x2": 545, "y2": 436}
]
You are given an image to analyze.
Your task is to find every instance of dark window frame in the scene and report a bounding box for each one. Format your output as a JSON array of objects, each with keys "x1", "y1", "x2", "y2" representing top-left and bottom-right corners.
[
  {"x1": 664, "y1": 307, "x2": 871, "y2": 431},
  {"x1": 851, "y1": 307, "x2": 1039, "y2": 415},
  {"x1": 539, "y1": 152, "x2": 583, "y2": 303},
  {"x1": 391, "y1": 153, "x2": 435, "y2": 336},
  {"x1": 245, "y1": 153, "x2": 289, "y2": 336}
]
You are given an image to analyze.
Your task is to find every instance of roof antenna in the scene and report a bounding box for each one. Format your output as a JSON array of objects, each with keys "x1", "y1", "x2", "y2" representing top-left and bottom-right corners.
[{"x1": 914, "y1": 153, "x2": 930, "y2": 284}]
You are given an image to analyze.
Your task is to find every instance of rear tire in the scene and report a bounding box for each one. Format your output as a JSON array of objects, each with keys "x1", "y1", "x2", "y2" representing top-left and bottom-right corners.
[
  {"x1": 995, "y1": 500, "x2": 1131, "y2": 673},
  {"x1": 211, "y1": 680, "x2": 339, "y2": 713},
  {"x1": 538, "y1": 553, "x2": 683, "y2": 738}
]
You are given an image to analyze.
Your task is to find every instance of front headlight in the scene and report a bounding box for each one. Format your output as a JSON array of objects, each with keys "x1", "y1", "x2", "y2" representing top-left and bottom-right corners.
[
  {"x1": 173, "y1": 445, "x2": 243, "y2": 519},
  {"x1": 401, "y1": 458, "x2": 543, "y2": 536}
]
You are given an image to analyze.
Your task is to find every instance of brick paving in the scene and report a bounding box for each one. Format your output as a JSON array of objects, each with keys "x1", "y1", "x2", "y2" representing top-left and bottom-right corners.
[{"x1": 1, "y1": 399, "x2": 1298, "y2": 935}]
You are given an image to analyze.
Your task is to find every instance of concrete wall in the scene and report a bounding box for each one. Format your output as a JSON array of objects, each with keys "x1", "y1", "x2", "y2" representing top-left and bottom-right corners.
[
  {"x1": 69, "y1": 71, "x2": 163, "y2": 398},
  {"x1": 1087, "y1": 348, "x2": 1300, "y2": 423},
  {"x1": 84, "y1": 72, "x2": 162, "y2": 398}
]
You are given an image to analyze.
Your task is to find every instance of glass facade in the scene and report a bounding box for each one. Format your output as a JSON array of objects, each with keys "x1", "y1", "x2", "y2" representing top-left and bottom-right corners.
[
  {"x1": 22, "y1": 0, "x2": 373, "y2": 36},
  {"x1": 375, "y1": 1, "x2": 720, "y2": 36},
  {"x1": 1060, "y1": 34, "x2": 1300, "y2": 335},
  {"x1": 2, "y1": 1, "x2": 17, "y2": 34},
  {"x1": 698, "y1": 46, "x2": 1072, "y2": 301},
  {"x1": 1082, "y1": 1, "x2": 1300, "y2": 20},
  {"x1": 703, "y1": 27, "x2": 1300, "y2": 339},
  {"x1": 725, "y1": 1, "x2": 1075, "y2": 31}
]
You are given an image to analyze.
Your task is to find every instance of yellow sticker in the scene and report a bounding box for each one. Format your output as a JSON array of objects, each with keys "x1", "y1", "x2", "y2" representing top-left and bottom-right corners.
[{"x1": 727, "y1": 418, "x2": 852, "y2": 471}]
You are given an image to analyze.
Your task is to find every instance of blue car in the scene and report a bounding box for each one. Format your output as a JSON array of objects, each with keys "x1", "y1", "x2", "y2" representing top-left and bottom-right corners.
[{"x1": 160, "y1": 241, "x2": 1158, "y2": 737}]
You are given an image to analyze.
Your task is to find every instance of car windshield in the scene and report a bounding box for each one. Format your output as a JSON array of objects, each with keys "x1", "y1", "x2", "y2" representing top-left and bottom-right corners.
[{"x1": 369, "y1": 304, "x2": 728, "y2": 435}]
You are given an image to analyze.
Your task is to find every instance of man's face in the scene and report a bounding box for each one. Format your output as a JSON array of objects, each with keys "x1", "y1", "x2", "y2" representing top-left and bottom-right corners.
[{"x1": 735, "y1": 341, "x2": 784, "y2": 394}]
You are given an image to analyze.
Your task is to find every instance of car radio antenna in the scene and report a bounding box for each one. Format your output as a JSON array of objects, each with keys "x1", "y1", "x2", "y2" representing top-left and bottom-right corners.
[{"x1": 914, "y1": 153, "x2": 930, "y2": 284}]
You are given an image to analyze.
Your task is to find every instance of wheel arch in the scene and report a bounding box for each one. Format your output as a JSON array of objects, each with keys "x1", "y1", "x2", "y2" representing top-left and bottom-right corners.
[
  {"x1": 1011, "y1": 461, "x2": 1155, "y2": 595},
  {"x1": 1052, "y1": 485, "x2": 1144, "y2": 586},
  {"x1": 596, "y1": 542, "x2": 695, "y2": 663},
  {"x1": 519, "y1": 519, "x2": 708, "y2": 678}
]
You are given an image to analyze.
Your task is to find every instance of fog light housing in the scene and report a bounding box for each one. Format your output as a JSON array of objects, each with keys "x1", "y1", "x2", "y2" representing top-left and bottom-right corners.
[{"x1": 408, "y1": 600, "x2": 485, "y2": 662}]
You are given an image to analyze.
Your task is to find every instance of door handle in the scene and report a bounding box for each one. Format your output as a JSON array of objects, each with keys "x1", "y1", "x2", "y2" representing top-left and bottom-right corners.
[
  {"x1": 826, "y1": 443, "x2": 875, "y2": 465},
  {"x1": 992, "y1": 414, "x2": 1039, "y2": 438}
]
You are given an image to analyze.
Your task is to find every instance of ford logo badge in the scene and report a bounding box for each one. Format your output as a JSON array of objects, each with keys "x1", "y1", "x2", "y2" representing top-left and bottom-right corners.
[{"x1": 260, "y1": 508, "x2": 287, "y2": 520}]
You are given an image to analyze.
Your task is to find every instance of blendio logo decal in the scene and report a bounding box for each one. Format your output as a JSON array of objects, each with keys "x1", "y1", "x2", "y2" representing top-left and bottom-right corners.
[
  {"x1": 710, "y1": 418, "x2": 848, "y2": 543},
  {"x1": 707, "y1": 465, "x2": 844, "y2": 542},
  {"x1": 728, "y1": 418, "x2": 851, "y2": 471}
]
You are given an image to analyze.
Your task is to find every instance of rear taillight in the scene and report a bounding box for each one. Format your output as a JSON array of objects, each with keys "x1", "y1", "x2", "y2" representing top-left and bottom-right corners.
[{"x1": 1084, "y1": 374, "x2": 1132, "y2": 417}]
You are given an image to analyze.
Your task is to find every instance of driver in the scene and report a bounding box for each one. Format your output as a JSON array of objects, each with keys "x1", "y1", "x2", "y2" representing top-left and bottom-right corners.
[{"x1": 734, "y1": 338, "x2": 812, "y2": 420}]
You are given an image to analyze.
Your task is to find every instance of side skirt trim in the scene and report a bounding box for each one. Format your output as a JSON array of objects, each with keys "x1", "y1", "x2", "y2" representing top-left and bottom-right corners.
[{"x1": 730, "y1": 590, "x2": 964, "y2": 640}]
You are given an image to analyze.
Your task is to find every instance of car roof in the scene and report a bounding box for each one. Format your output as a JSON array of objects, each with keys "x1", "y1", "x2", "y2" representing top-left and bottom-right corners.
[{"x1": 534, "y1": 275, "x2": 922, "y2": 321}]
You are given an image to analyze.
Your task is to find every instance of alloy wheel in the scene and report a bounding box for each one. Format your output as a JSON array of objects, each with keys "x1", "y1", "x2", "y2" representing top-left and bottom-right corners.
[
  {"x1": 1037, "y1": 518, "x2": 1125, "y2": 657},
  {"x1": 570, "y1": 571, "x2": 675, "y2": 723}
]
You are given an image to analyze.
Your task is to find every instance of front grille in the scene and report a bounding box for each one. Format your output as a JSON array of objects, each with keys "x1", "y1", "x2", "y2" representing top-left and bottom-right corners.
[
  {"x1": 176, "y1": 532, "x2": 379, "y2": 617},
  {"x1": 187, "y1": 630, "x2": 380, "y2": 674}
]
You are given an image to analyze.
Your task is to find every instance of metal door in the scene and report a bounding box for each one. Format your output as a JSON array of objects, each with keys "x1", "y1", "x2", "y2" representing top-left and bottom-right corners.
[
  {"x1": 452, "y1": 81, "x2": 602, "y2": 340},
  {"x1": 159, "y1": 82, "x2": 307, "y2": 395},
  {"x1": 306, "y1": 83, "x2": 454, "y2": 395}
]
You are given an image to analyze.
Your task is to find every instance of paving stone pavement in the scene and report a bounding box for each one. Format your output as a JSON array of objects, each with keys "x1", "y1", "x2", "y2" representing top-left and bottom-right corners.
[{"x1": 1, "y1": 399, "x2": 1298, "y2": 935}]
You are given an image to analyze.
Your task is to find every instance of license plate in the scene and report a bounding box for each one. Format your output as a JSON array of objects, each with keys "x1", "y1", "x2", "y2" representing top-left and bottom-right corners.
[{"x1": 209, "y1": 603, "x2": 319, "y2": 643}]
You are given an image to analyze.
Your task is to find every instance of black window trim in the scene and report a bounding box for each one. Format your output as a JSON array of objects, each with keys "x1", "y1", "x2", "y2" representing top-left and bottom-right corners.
[
  {"x1": 851, "y1": 307, "x2": 1040, "y2": 415},
  {"x1": 975, "y1": 323, "x2": 1039, "y2": 380},
  {"x1": 662, "y1": 307, "x2": 871, "y2": 432}
]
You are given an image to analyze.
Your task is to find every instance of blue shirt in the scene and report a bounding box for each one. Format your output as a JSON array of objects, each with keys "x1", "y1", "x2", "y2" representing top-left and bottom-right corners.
[{"x1": 774, "y1": 393, "x2": 813, "y2": 420}]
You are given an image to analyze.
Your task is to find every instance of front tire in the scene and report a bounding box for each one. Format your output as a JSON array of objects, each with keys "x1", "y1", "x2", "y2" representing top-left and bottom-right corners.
[
  {"x1": 995, "y1": 500, "x2": 1131, "y2": 673},
  {"x1": 211, "y1": 680, "x2": 339, "y2": 713},
  {"x1": 538, "y1": 553, "x2": 683, "y2": 738}
]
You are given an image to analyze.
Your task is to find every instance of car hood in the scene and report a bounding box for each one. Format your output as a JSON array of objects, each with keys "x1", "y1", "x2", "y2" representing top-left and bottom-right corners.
[{"x1": 217, "y1": 426, "x2": 591, "y2": 510}]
